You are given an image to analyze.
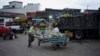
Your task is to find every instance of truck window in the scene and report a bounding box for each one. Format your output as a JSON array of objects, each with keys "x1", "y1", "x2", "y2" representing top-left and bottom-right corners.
[
  {"x1": 0, "y1": 19, "x2": 4, "y2": 25},
  {"x1": 5, "y1": 22, "x2": 13, "y2": 26},
  {"x1": 6, "y1": 22, "x2": 19, "y2": 26}
]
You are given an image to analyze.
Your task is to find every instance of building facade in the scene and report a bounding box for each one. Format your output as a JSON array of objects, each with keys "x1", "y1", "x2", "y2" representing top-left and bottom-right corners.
[
  {"x1": 3, "y1": 1, "x2": 23, "y2": 9},
  {"x1": 27, "y1": 12, "x2": 36, "y2": 20}
]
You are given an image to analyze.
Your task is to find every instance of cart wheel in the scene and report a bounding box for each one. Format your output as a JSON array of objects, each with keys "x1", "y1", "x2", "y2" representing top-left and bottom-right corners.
[
  {"x1": 52, "y1": 44, "x2": 57, "y2": 50},
  {"x1": 64, "y1": 43, "x2": 67, "y2": 46},
  {"x1": 53, "y1": 47, "x2": 57, "y2": 50},
  {"x1": 56, "y1": 44, "x2": 60, "y2": 47},
  {"x1": 38, "y1": 40, "x2": 40, "y2": 46}
]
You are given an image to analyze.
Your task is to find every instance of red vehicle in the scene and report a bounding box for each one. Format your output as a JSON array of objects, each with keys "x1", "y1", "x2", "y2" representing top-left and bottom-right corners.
[{"x1": 0, "y1": 25, "x2": 11, "y2": 40}]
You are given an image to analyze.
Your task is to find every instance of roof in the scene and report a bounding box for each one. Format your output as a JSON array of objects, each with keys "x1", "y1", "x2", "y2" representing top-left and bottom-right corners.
[
  {"x1": 63, "y1": 8, "x2": 81, "y2": 10},
  {"x1": 84, "y1": 9, "x2": 98, "y2": 12},
  {"x1": 0, "y1": 11, "x2": 25, "y2": 18},
  {"x1": 84, "y1": 9, "x2": 98, "y2": 14},
  {"x1": 45, "y1": 8, "x2": 62, "y2": 12},
  {"x1": 9, "y1": 1, "x2": 22, "y2": 3}
]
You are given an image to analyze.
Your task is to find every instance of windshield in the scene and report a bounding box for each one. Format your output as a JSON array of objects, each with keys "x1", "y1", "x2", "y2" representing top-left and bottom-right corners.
[
  {"x1": 0, "y1": 19, "x2": 4, "y2": 25},
  {"x1": 5, "y1": 21, "x2": 20, "y2": 26}
]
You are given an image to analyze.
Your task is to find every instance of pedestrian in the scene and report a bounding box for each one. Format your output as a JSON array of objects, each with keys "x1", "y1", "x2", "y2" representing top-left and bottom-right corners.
[
  {"x1": 52, "y1": 21, "x2": 58, "y2": 28},
  {"x1": 28, "y1": 24, "x2": 38, "y2": 47},
  {"x1": 39, "y1": 20, "x2": 47, "y2": 36},
  {"x1": 52, "y1": 24, "x2": 60, "y2": 36},
  {"x1": 9, "y1": 27, "x2": 17, "y2": 40}
]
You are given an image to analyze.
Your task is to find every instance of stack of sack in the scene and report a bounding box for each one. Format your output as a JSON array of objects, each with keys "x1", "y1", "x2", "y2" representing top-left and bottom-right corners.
[{"x1": 34, "y1": 29, "x2": 66, "y2": 38}]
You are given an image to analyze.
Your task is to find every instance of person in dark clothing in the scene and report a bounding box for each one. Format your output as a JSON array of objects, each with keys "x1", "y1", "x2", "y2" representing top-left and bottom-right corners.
[
  {"x1": 39, "y1": 20, "x2": 47, "y2": 35},
  {"x1": 28, "y1": 33, "x2": 34, "y2": 47},
  {"x1": 9, "y1": 27, "x2": 17, "y2": 40}
]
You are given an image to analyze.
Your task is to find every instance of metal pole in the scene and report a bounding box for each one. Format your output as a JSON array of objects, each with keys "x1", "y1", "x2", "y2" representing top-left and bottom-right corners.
[{"x1": 87, "y1": 5, "x2": 89, "y2": 10}]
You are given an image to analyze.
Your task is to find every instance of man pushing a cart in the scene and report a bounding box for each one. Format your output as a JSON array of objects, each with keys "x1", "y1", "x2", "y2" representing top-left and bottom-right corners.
[{"x1": 28, "y1": 23, "x2": 39, "y2": 47}]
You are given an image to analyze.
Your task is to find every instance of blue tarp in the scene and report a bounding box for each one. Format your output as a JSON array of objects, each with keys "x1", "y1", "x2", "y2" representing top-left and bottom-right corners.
[{"x1": 32, "y1": 18, "x2": 43, "y2": 22}]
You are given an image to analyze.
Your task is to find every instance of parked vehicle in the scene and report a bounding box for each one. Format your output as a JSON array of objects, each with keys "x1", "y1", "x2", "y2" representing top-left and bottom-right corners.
[
  {"x1": 0, "y1": 26, "x2": 12, "y2": 40},
  {"x1": 58, "y1": 13, "x2": 100, "y2": 39},
  {"x1": 0, "y1": 17, "x2": 24, "y2": 33}
]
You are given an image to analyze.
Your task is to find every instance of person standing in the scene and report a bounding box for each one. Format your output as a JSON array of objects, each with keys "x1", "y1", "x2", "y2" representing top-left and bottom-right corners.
[
  {"x1": 39, "y1": 20, "x2": 47, "y2": 36},
  {"x1": 9, "y1": 27, "x2": 17, "y2": 40},
  {"x1": 52, "y1": 25, "x2": 60, "y2": 36}
]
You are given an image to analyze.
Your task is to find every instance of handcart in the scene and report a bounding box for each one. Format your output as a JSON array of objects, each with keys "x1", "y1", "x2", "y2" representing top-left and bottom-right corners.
[{"x1": 37, "y1": 35, "x2": 69, "y2": 50}]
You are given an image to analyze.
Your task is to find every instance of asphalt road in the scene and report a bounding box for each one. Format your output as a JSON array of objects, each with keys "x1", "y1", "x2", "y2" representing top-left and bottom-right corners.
[{"x1": 0, "y1": 34, "x2": 100, "y2": 56}]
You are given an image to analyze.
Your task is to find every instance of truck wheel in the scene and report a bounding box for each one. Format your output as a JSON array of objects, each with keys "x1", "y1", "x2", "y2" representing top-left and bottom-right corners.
[{"x1": 75, "y1": 31, "x2": 83, "y2": 40}]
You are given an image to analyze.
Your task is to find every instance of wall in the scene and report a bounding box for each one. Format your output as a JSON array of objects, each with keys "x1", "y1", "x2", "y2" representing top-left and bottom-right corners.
[
  {"x1": 27, "y1": 12, "x2": 36, "y2": 19},
  {"x1": 24, "y1": 3, "x2": 40, "y2": 13},
  {"x1": 0, "y1": 3, "x2": 40, "y2": 15}
]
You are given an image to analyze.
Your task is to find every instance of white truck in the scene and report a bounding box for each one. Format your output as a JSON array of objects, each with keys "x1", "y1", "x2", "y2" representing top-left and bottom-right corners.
[{"x1": 0, "y1": 17, "x2": 24, "y2": 33}]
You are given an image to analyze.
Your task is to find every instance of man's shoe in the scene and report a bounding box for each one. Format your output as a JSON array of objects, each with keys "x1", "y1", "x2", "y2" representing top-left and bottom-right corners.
[{"x1": 28, "y1": 44, "x2": 31, "y2": 47}]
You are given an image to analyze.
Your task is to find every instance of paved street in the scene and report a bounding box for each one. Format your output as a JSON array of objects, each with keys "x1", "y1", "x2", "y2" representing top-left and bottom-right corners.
[{"x1": 0, "y1": 34, "x2": 100, "y2": 56}]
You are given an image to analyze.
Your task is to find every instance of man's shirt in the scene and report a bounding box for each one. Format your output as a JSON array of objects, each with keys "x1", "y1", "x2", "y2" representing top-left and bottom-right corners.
[
  {"x1": 29, "y1": 26, "x2": 35, "y2": 34},
  {"x1": 52, "y1": 27, "x2": 59, "y2": 35}
]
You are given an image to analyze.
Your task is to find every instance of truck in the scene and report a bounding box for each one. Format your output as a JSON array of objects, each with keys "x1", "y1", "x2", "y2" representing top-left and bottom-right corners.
[
  {"x1": 0, "y1": 17, "x2": 16, "y2": 40},
  {"x1": 58, "y1": 12, "x2": 100, "y2": 39},
  {"x1": 0, "y1": 17, "x2": 24, "y2": 33}
]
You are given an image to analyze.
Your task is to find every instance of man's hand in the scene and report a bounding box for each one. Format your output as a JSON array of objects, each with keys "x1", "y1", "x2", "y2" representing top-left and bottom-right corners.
[{"x1": 35, "y1": 33, "x2": 40, "y2": 36}]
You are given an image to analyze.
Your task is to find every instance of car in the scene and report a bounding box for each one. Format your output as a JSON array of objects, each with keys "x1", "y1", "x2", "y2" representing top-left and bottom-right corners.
[{"x1": 0, "y1": 25, "x2": 16, "y2": 40}]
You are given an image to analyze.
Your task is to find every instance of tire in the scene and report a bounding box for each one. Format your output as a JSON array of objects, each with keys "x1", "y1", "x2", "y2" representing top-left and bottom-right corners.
[
  {"x1": 74, "y1": 31, "x2": 83, "y2": 40},
  {"x1": 53, "y1": 47, "x2": 57, "y2": 50},
  {"x1": 64, "y1": 43, "x2": 67, "y2": 46},
  {"x1": 56, "y1": 44, "x2": 60, "y2": 47},
  {"x1": 52, "y1": 44, "x2": 57, "y2": 50}
]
